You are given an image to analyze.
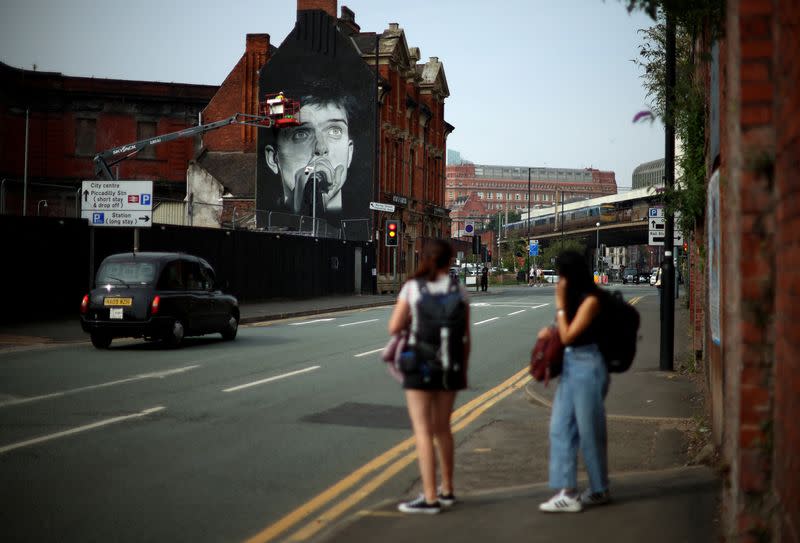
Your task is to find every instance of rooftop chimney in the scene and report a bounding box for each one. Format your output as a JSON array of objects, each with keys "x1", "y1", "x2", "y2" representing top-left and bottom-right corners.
[
  {"x1": 338, "y1": 5, "x2": 360, "y2": 34},
  {"x1": 297, "y1": 0, "x2": 337, "y2": 18}
]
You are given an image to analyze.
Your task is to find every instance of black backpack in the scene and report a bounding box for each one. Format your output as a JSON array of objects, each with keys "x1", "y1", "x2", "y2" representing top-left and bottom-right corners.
[
  {"x1": 408, "y1": 277, "x2": 467, "y2": 381},
  {"x1": 596, "y1": 290, "x2": 640, "y2": 373}
]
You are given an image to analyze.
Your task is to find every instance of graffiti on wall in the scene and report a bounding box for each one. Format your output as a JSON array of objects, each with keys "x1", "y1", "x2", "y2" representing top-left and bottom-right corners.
[{"x1": 257, "y1": 10, "x2": 376, "y2": 240}]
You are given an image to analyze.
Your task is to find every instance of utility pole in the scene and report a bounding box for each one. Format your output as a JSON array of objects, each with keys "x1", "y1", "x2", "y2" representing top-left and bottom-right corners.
[
  {"x1": 527, "y1": 167, "x2": 531, "y2": 239},
  {"x1": 660, "y1": 10, "x2": 676, "y2": 372}
]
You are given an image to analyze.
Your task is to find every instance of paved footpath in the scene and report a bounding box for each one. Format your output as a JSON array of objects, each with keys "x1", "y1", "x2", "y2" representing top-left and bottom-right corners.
[{"x1": 309, "y1": 289, "x2": 720, "y2": 543}]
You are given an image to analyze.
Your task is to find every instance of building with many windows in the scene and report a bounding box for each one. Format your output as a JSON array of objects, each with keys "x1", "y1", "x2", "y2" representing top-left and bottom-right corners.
[
  {"x1": 631, "y1": 158, "x2": 665, "y2": 189},
  {"x1": 446, "y1": 162, "x2": 617, "y2": 233}
]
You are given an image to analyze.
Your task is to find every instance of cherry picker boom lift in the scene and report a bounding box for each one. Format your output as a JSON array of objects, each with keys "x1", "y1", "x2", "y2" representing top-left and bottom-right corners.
[{"x1": 93, "y1": 93, "x2": 301, "y2": 180}]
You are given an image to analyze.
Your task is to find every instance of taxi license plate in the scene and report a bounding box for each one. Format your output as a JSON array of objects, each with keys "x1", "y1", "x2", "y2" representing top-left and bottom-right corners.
[{"x1": 104, "y1": 297, "x2": 132, "y2": 307}]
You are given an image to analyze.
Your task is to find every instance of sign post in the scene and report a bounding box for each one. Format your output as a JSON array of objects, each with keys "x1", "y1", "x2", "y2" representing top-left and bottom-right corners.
[{"x1": 81, "y1": 181, "x2": 154, "y2": 284}]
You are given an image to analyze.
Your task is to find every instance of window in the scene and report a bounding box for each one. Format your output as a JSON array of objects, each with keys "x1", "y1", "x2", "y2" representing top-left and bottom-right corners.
[
  {"x1": 75, "y1": 118, "x2": 96, "y2": 156},
  {"x1": 96, "y1": 261, "x2": 156, "y2": 285},
  {"x1": 496, "y1": 193, "x2": 503, "y2": 200},
  {"x1": 159, "y1": 260, "x2": 186, "y2": 290},
  {"x1": 515, "y1": 193, "x2": 521, "y2": 200},
  {"x1": 137, "y1": 122, "x2": 157, "y2": 159},
  {"x1": 477, "y1": 192, "x2": 484, "y2": 199}
]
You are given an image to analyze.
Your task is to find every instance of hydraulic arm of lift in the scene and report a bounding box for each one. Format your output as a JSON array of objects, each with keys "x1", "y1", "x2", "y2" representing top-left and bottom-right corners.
[{"x1": 93, "y1": 113, "x2": 275, "y2": 181}]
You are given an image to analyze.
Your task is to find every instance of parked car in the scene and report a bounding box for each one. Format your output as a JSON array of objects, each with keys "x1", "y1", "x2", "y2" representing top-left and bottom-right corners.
[
  {"x1": 80, "y1": 252, "x2": 239, "y2": 349},
  {"x1": 638, "y1": 273, "x2": 650, "y2": 284},
  {"x1": 622, "y1": 270, "x2": 638, "y2": 284},
  {"x1": 650, "y1": 272, "x2": 658, "y2": 286}
]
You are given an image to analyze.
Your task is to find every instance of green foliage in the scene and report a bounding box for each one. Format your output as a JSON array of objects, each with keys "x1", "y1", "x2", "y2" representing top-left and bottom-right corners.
[
  {"x1": 631, "y1": 0, "x2": 725, "y2": 237},
  {"x1": 483, "y1": 211, "x2": 521, "y2": 233},
  {"x1": 539, "y1": 239, "x2": 587, "y2": 270}
]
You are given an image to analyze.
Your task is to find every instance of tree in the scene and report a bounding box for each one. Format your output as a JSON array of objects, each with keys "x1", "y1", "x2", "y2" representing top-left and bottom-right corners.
[
  {"x1": 539, "y1": 240, "x2": 587, "y2": 271},
  {"x1": 631, "y1": 0, "x2": 724, "y2": 236}
]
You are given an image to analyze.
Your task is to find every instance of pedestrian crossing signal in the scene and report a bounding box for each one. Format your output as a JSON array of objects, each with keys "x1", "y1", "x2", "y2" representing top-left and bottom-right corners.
[{"x1": 385, "y1": 220, "x2": 399, "y2": 247}]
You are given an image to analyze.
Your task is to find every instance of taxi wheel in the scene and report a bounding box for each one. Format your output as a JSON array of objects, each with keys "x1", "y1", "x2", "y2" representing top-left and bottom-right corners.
[
  {"x1": 221, "y1": 314, "x2": 239, "y2": 341},
  {"x1": 165, "y1": 319, "x2": 185, "y2": 347},
  {"x1": 91, "y1": 333, "x2": 112, "y2": 349}
]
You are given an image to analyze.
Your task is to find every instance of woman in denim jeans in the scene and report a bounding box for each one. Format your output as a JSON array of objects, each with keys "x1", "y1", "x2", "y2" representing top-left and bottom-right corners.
[{"x1": 538, "y1": 251, "x2": 610, "y2": 513}]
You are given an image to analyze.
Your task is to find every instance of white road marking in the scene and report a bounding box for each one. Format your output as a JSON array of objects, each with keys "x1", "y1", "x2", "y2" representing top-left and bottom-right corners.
[
  {"x1": 338, "y1": 319, "x2": 379, "y2": 328},
  {"x1": 530, "y1": 303, "x2": 550, "y2": 309},
  {"x1": 508, "y1": 310, "x2": 526, "y2": 316},
  {"x1": 0, "y1": 365, "x2": 200, "y2": 409},
  {"x1": 0, "y1": 406, "x2": 165, "y2": 455},
  {"x1": 470, "y1": 302, "x2": 490, "y2": 307},
  {"x1": 474, "y1": 317, "x2": 499, "y2": 325},
  {"x1": 222, "y1": 366, "x2": 320, "y2": 393},
  {"x1": 355, "y1": 348, "x2": 384, "y2": 358},
  {"x1": 289, "y1": 319, "x2": 336, "y2": 326}
]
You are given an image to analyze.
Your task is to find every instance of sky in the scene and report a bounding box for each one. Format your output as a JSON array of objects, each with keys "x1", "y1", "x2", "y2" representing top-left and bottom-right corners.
[{"x1": 0, "y1": 0, "x2": 664, "y2": 188}]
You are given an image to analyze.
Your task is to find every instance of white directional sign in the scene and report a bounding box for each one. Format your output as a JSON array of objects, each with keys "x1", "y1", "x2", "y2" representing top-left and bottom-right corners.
[
  {"x1": 81, "y1": 180, "x2": 153, "y2": 227},
  {"x1": 369, "y1": 201, "x2": 395, "y2": 213},
  {"x1": 648, "y1": 208, "x2": 683, "y2": 246}
]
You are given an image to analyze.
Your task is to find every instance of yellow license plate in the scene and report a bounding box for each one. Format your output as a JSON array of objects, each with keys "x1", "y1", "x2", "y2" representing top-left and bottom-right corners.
[{"x1": 104, "y1": 297, "x2": 132, "y2": 307}]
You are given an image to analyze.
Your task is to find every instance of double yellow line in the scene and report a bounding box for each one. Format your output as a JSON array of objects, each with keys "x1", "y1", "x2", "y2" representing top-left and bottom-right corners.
[{"x1": 244, "y1": 367, "x2": 532, "y2": 543}]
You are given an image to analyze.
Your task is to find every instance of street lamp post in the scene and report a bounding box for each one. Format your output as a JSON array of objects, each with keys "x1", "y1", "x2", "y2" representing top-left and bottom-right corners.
[{"x1": 595, "y1": 222, "x2": 601, "y2": 273}]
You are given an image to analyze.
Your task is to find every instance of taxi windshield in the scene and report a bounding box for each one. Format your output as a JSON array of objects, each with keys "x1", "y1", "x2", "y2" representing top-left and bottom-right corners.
[{"x1": 97, "y1": 261, "x2": 157, "y2": 286}]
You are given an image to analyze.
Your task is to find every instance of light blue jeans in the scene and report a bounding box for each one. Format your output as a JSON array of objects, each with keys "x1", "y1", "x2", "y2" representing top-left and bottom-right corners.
[{"x1": 548, "y1": 343, "x2": 609, "y2": 493}]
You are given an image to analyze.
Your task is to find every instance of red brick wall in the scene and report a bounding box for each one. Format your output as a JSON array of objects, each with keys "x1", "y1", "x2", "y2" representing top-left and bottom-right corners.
[
  {"x1": 0, "y1": 64, "x2": 214, "y2": 207},
  {"x1": 713, "y1": 0, "x2": 800, "y2": 540},
  {"x1": 203, "y1": 34, "x2": 270, "y2": 153},
  {"x1": 773, "y1": 0, "x2": 800, "y2": 540},
  {"x1": 297, "y1": 0, "x2": 336, "y2": 17}
]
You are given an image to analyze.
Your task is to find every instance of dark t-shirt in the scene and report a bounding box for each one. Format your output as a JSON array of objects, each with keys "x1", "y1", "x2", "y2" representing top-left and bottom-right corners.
[{"x1": 568, "y1": 293, "x2": 600, "y2": 346}]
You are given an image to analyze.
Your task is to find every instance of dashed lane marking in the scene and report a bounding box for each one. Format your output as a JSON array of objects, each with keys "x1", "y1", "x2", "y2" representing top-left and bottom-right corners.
[{"x1": 222, "y1": 366, "x2": 320, "y2": 393}]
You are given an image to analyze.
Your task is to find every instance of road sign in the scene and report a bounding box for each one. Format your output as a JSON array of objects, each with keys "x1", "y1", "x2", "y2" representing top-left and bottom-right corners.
[
  {"x1": 649, "y1": 211, "x2": 684, "y2": 246},
  {"x1": 464, "y1": 221, "x2": 475, "y2": 235},
  {"x1": 369, "y1": 201, "x2": 395, "y2": 213},
  {"x1": 81, "y1": 180, "x2": 153, "y2": 227},
  {"x1": 529, "y1": 240, "x2": 539, "y2": 256}
]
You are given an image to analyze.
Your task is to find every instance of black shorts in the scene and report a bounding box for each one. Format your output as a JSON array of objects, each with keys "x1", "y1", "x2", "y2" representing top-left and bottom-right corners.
[{"x1": 402, "y1": 364, "x2": 467, "y2": 391}]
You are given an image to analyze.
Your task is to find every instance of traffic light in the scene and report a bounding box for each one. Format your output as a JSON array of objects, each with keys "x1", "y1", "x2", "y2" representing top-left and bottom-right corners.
[
  {"x1": 683, "y1": 241, "x2": 688, "y2": 252},
  {"x1": 487, "y1": 250, "x2": 492, "y2": 262},
  {"x1": 472, "y1": 234, "x2": 481, "y2": 255},
  {"x1": 385, "y1": 220, "x2": 399, "y2": 247}
]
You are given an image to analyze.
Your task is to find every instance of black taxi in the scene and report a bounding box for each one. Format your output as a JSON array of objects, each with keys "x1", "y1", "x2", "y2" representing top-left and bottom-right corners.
[{"x1": 80, "y1": 252, "x2": 239, "y2": 348}]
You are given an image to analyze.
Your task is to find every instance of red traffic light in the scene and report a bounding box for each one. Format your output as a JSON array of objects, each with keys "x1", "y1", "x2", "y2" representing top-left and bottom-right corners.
[{"x1": 385, "y1": 220, "x2": 400, "y2": 246}]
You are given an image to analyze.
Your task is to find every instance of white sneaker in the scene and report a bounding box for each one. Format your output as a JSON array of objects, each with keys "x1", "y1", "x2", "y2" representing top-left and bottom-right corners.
[
  {"x1": 539, "y1": 490, "x2": 583, "y2": 513},
  {"x1": 579, "y1": 488, "x2": 610, "y2": 506}
]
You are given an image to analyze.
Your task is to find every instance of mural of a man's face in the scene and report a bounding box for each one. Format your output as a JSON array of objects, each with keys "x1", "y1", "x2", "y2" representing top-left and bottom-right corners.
[{"x1": 265, "y1": 101, "x2": 354, "y2": 214}]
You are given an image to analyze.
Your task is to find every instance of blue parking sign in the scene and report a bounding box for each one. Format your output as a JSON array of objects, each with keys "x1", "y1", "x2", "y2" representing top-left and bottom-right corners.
[
  {"x1": 529, "y1": 241, "x2": 539, "y2": 256},
  {"x1": 141, "y1": 194, "x2": 151, "y2": 206},
  {"x1": 92, "y1": 212, "x2": 105, "y2": 225}
]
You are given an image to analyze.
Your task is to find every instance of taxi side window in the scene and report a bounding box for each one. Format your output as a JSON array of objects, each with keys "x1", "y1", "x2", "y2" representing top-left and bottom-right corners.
[
  {"x1": 159, "y1": 261, "x2": 185, "y2": 290},
  {"x1": 185, "y1": 261, "x2": 210, "y2": 291},
  {"x1": 200, "y1": 264, "x2": 216, "y2": 291}
]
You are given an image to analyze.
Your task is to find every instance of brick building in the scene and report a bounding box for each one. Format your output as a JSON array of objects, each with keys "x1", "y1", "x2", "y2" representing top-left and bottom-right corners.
[
  {"x1": 686, "y1": 1, "x2": 800, "y2": 540},
  {"x1": 0, "y1": 61, "x2": 216, "y2": 217},
  {"x1": 446, "y1": 162, "x2": 617, "y2": 232},
  {"x1": 191, "y1": 0, "x2": 452, "y2": 292}
]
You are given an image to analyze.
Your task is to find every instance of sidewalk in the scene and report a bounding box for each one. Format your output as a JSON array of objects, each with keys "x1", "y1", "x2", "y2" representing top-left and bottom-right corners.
[{"x1": 312, "y1": 289, "x2": 720, "y2": 543}]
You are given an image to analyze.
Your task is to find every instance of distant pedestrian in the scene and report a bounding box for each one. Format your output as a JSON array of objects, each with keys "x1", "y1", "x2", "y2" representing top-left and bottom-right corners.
[
  {"x1": 537, "y1": 250, "x2": 610, "y2": 513},
  {"x1": 388, "y1": 240, "x2": 471, "y2": 514},
  {"x1": 529, "y1": 266, "x2": 536, "y2": 287},
  {"x1": 480, "y1": 266, "x2": 488, "y2": 292}
]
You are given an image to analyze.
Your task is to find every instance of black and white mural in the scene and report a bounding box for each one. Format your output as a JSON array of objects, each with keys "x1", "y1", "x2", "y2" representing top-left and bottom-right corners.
[{"x1": 257, "y1": 10, "x2": 376, "y2": 240}]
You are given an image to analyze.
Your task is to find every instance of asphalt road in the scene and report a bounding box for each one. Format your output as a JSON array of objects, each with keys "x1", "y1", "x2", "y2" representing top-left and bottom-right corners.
[{"x1": 0, "y1": 285, "x2": 654, "y2": 543}]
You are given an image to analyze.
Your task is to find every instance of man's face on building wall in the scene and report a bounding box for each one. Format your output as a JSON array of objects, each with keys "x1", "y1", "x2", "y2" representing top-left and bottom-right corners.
[{"x1": 265, "y1": 102, "x2": 354, "y2": 214}]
